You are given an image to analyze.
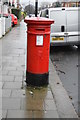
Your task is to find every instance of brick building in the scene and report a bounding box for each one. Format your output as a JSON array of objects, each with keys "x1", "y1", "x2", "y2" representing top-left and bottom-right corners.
[
  {"x1": 51, "y1": 0, "x2": 80, "y2": 8},
  {"x1": 60, "y1": 0, "x2": 80, "y2": 7}
]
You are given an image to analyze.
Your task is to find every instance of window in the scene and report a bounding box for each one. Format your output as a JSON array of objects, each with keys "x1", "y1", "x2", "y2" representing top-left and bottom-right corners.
[{"x1": 40, "y1": 9, "x2": 48, "y2": 18}]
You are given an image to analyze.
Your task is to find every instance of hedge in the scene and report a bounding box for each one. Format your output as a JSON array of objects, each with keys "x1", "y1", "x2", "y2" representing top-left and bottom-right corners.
[{"x1": 11, "y1": 8, "x2": 21, "y2": 19}]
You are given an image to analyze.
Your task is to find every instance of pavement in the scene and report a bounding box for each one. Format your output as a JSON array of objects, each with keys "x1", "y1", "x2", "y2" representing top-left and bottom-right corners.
[{"x1": 0, "y1": 20, "x2": 78, "y2": 119}]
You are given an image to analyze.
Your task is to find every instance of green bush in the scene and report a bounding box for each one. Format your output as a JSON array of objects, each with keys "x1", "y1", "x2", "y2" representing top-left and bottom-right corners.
[{"x1": 11, "y1": 8, "x2": 21, "y2": 19}]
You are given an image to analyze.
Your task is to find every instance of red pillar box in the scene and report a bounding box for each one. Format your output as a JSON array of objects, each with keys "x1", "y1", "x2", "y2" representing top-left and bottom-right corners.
[{"x1": 24, "y1": 17, "x2": 54, "y2": 86}]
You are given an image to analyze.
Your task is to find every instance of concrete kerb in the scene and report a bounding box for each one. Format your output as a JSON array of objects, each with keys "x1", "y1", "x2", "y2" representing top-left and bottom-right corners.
[{"x1": 49, "y1": 59, "x2": 78, "y2": 118}]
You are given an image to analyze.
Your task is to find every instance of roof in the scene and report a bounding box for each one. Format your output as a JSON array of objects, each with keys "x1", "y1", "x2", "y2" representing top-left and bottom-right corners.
[
  {"x1": 48, "y1": 7, "x2": 80, "y2": 11},
  {"x1": 59, "y1": 0, "x2": 80, "y2": 2}
]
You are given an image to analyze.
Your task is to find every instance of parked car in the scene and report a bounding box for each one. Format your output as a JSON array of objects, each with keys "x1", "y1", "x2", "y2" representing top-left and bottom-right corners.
[
  {"x1": 2, "y1": 13, "x2": 18, "y2": 27},
  {"x1": 10, "y1": 14, "x2": 18, "y2": 27},
  {"x1": 40, "y1": 7, "x2": 80, "y2": 46}
]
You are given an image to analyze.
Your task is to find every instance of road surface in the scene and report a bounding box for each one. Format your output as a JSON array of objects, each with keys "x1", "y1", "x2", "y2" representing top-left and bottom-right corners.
[{"x1": 50, "y1": 45, "x2": 79, "y2": 115}]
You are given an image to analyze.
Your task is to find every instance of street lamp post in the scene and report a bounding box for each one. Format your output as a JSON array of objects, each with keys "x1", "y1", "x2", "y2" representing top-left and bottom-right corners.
[{"x1": 35, "y1": 0, "x2": 38, "y2": 17}]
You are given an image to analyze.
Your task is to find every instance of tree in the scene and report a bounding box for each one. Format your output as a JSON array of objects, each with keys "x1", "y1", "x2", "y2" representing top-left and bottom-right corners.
[
  {"x1": 40, "y1": 2, "x2": 50, "y2": 9},
  {"x1": 24, "y1": 4, "x2": 35, "y2": 15},
  {"x1": 56, "y1": 2, "x2": 61, "y2": 7}
]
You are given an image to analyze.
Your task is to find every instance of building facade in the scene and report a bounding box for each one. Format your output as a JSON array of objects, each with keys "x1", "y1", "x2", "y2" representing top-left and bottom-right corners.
[{"x1": 62, "y1": 1, "x2": 80, "y2": 7}]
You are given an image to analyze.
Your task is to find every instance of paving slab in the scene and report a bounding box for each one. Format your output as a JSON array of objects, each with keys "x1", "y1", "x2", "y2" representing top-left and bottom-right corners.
[
  {"x1": 14, "y1": 76, "x2": 23, "y2": 82},
  {"x1": 2, "y1": 67, "x2": 16, "y2": 71},
  {"x1": 2, "y1": 98, "x2": 21, "y2": 110},
  {"x1": 2, "y1": 76, "x2": 14, "y2": 82},
  {"x1": 0, "y1": 82, "x2": 2, "y2": 89},
  {"x1": 0, "y1": 98, "x2": 2, "y2": 109},
  {"x1": 21, "y1": 98, "x2": 45, "y2": 111},
  {"x1": 7, "y1": 110, "x2": 33, "y2": 118},
  {"x1": 11, "y1": 89, "x2": 26, "y2": 98},
  {"x1": 2, "y1": 89, "x2": 11, "y2": 98},
  {"x1": 3, "y1": 82, "x2": 22, "y2": 89},
  {"x1": 2, "y1": 110, "x2": 7, "y2": 118},
  {"x1": 8, "y1": 70, "x2": 23, "y2": 76},
  {"x1": 0, "y1": 110, "x2": 2, "y2": 120},
  {"x1": 2, "y1": 71, "x2": 8, "y2": 75},
  {"x1": 33, "y1": 110, "x2": 59, "y2": 118},
  {"x1": 44, "y1": 99, "x2": 57, "y2": 111}
]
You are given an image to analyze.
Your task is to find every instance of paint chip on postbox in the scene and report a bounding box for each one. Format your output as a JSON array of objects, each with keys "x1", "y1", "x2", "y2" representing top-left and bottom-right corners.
[{"x1": 36, "y1": 35, "x2": 43, "y2": 46}]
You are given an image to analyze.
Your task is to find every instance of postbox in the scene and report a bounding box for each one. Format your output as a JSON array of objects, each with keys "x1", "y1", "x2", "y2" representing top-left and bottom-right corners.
[{"x1": 24, "y1": 17, "x2": 54, "y2": 86}]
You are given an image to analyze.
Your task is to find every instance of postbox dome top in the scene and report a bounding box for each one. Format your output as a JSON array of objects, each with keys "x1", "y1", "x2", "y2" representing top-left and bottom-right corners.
[{"x1": 24, "y1": 17, "x2": 54, "y2": 25}]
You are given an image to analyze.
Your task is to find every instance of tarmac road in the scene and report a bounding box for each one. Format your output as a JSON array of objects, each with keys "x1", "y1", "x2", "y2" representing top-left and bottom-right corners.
[{"x1": 50, "y1": 45, "x2": 79, "y2": 115}]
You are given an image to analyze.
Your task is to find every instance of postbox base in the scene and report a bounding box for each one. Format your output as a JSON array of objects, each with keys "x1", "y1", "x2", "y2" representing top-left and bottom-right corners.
[{"x1": 26, "y1": 71, "x2": 49, "y2": 87}]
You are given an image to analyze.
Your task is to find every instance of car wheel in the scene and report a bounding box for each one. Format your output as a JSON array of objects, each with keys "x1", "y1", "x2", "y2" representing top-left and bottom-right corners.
[{"x1": 12, "y1": 22, "x2": 15, "y2": 27}]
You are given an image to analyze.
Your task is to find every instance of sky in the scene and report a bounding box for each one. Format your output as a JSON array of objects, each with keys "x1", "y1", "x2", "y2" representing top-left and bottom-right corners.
[{"x1": 20, "y1": 0, "x2": 58, "y2": 7}]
